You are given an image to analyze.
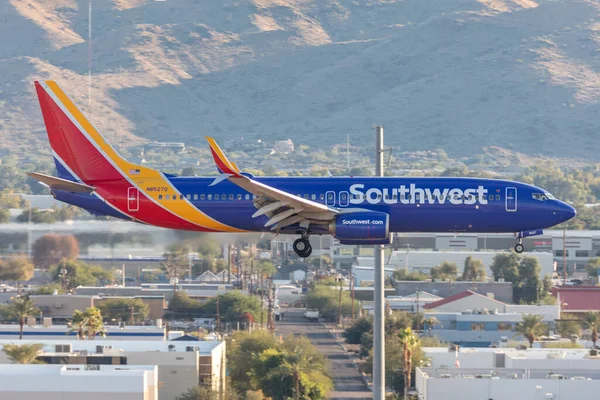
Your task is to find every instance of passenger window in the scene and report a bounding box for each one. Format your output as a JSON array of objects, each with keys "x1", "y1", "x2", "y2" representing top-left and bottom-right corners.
[
  {"x1": 186, "y1": 194, "x2": 191, "y2": 200},
  {"x1": 193, "y1": 194, "x2": 198, "y2": 200},
  {"x1": 180, "y1": 195, "x2": 184, "y2": 200},
  {"x1": 245, "y1": 194, "x2": 250, "y2": 200},
  {"x1": 214, "y1": 194, "x2": 219, "y2": 200},
  {"x1": 342, "y1": 193, "x2": 348, "y2": 200},
  {"x1": 319, "y1": 194, "x2": 325, "y2": 200},
  {"x1": 200, "y1": 194, "x2": 205, "y2": 200},
  {"x1": 237, "y1": 194, "x2": 242, "y2": 200},
  {"x1": 304, "y1": 194, "x2": 309, "y2": 199},
  {"x1": 229, "y1": 194, "x2": 234, "y2": 200},
  {"x1": 489, "y1": 195, "x2": 494, "y2": 201},
  {"x1": 221, "y1": 194, "x2": 226, "y2": 200},
  {"x1": 208, "y1": 194, "x2": 212, "y2": 200},
  {"x1": 166, "y1": 194, "x2": 170, "y2": 200},
  {"x1": 311, "y1": 194, "x2": 316, "y2": 200},
  {"x1": 496, "y1": 195, "x2": 500, "y2": 200},
  {"x1": 328, "y1": 193, "x2": 334, "y2": 200},
  {"x1": 158, "y1": 194, "x2": 163, "y2": 200},
  {"x1": 253, "y1": 195, "x2": 257, "y2": 200}
]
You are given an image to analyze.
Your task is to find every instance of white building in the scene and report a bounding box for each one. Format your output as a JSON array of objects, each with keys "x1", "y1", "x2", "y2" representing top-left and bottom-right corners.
[
  {"x1": 0, "y1": 324, "x2": 165, "y2": 341},
  {"x1": 418, "y1": 347, "x2": 600, "y2": 400},
  {"x1": 357, "y1": 250, "x2": 555, "y2": 278},
  {"x1": 351, "y1": 265, "x2": 397, "y2": 287},
  {"x1": 0, "y1": 364, "x2": 158, "y2": 400},
  {"x1": 0, "y1": 339, "x2": 225, "y2": 400}
]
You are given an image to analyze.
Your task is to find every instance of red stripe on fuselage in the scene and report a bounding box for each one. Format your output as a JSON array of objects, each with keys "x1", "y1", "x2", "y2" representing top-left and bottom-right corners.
[{"x1": 35, "y1": 83, "x2": 214, "y2": 231}]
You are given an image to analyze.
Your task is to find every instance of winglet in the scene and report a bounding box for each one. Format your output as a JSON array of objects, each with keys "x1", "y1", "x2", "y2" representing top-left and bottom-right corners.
[{"x1": 205, "y1": 137, "x2": 242, "y2": 177}]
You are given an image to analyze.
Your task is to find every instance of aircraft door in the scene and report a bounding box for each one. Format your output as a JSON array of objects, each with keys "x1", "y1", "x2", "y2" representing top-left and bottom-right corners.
[
  {"x1": 339, "y1": 191, "x2": 349, "y2": 207},
  {"x1": 326, "y1": 191, "x2": 336, "y2": 207},
  {"x1": 505, "y1": 187, "x2": 517, "y2": 212},
  {"x1": 127, "y1": 187, "x2": 139, "y2": 212}
]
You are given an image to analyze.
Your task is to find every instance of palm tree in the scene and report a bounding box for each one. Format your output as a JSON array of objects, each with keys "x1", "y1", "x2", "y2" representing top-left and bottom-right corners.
[
  {"x1": 7, "y1": 296, "x2": 37, "y2": 340},
  {"x1": 2, "y1": 343, "x2": 44, "y2": 364},
  {"x1": 69, "y1": 310, "x2": 86, "y2": 340},
  {"x1": 398, "y1": 327, "x2": 419, "y2": 400},
  {"x1": 583, "y1": 312, "x2": 600, "y2": 348},
  {"x1": 514, "y1": 314, "x2": 546, "y2": 348}
]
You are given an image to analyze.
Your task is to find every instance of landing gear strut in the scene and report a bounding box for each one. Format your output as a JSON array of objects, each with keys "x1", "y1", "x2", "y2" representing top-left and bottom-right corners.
[
  {"x1": 514, "y1": 239, "x2": 524, "y2": 254},
  {"x1": 293, "y1": 236, "x2": 312, "y2": 258}
]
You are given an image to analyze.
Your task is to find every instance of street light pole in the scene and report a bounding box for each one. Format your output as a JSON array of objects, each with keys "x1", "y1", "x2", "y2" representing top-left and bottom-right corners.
[{"x1": 373, "y1": 126, "x2": 385, "y2": 400}]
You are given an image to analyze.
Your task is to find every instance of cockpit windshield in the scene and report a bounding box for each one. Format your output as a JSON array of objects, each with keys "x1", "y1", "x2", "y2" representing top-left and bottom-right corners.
[{"x1": 532, "y1": 192, "x2": 555, "y2": 201}]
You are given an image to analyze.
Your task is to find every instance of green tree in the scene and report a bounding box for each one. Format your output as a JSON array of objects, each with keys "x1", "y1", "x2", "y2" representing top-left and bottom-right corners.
[
  {"x1": 0, "y1": 256, "x2": 34, "y2": 282},
  {"x1": 343, "y1": 317, "x2": 372, "y2": 345},
  {"x1": 201, "y1": 292, "x2": 262, "y2": 324},
  {"x1": 2, "y1": 343, "x2": 44, "y2": 364},
  {"x1": 49, "y1": 260, "x2": 113, "y2": 292},
  {"x1": 228, "y1": 330, "x2": 280, "y2": 392},
  {"x1": 258, "y1": 336, "x2": 331, "y2": 400},
  {"x1": 586, "y1": 258, "x2": 600, "y2": 279},
  {"x1": 461, "y1": 256, "x2": 487, "y2": 282},
  {"x1": 7, "y1": 296, "x2": 38, "y2": 339},
  {"x1": 305, "y1": 285, "x2": 354, "y2": 321},
  {"x1": 161, "y1": 249, "x2": 190, "y2": 287},
  {"x1": 32, "y1": 234, "x2": 79, "y2": 269},
  {"x1": 165, "y1": 291, "x2": 202, "y2": 319},
  {"x1": 582, "y1": 312, "x2": 600, "y2": 348},
  {"x1": 32, "y1": 283, "x2": 65, "y2": 295},
  {"x1": 430, "y1": 261, "x2": 457, "y2": 281},
  {"x1": 490, "y1": 252, "x2": 521, "y2": 282},
  {"x1": 392, "y1": 268, "x2": 428, "y2": 281},
  {"x1": 176, "y1": 385, "x2": 239, "y2": 400},
  {"x1": 256, "y1": 260, "x2": 276, "y2": 278},
  {"x1": 97, "y1": 298, "x2": 149, "y2": 324},
  {"x1": 398, "y1": 327, "x2": 419, "y2": 399},
  {"x1": 514, "y1": 314, "x2": 547, "y2": 348},
  {"x1": 554, "y1": 320, "x2": 581, "y2": 339},
  {"x1": 71, "y1": 310, "x2": 87, "y2": 340}
]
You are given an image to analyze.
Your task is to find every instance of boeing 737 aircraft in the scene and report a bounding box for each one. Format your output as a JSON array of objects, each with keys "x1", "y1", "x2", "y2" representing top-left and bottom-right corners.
[{"x1": 30, "y1": 81, "x2": 576, "y2": 257}]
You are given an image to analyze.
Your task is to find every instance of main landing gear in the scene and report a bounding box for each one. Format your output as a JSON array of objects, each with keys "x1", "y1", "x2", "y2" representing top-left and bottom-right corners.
[{"x1": 293, "y1": 235, "x2": 312, "y2": 258}]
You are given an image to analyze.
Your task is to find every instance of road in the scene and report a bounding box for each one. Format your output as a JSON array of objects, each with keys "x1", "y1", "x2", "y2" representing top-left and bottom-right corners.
[{"x1": 276, "y1": 308, "x2": 372, "y2": 399}]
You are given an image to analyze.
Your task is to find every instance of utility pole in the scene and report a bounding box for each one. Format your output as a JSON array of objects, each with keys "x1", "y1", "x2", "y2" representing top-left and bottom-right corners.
[
  {"x1": 337, "y1": 277, "x2": 343, "y2": 326},
  {"x1": 228, "y1": 244, "x2": 232, "y2": 284},
  {"x1": 216, "y1": 296, "x2": 221, "y2": 333},
  {"x1": 267, "y1": 279, "x2": 274, "y2": 332},
  {"x1": 172, "y1": 259, "x2": 178, "y2": 293},
  {"x1": 350, "y1": 276, "x2": 355, "y2": 321},
  {"x1": 563, "y1": 228, "x2": 567, "y2": 285},
  {"x1": 129, "y1": 302, "x2": 135, "y2": 325},
  {"x1": 415, "y1": 289, "x2": 420, "y2": 332},
  {"x1": 122, "y1": 264, "x2": 125, "y2": 287},
  {"x1": 250, "y1": 259, "x2": 255, "y2": 296},
  {"x1": 260, "y1": 273, "x2": 265, "y2": 328},
  {"x1": 373, "y1": 125, "x2": 385, "y2": 400}
]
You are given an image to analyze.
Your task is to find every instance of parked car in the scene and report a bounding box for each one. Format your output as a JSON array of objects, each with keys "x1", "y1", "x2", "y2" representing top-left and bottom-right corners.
[{"x1": 303, "y1": 309, "x2": 319, "y2": 321}]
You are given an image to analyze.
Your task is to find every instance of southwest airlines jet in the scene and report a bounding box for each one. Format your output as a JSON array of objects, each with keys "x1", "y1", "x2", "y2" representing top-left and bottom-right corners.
[{"x1": 30, "y1": 81, "x2": 576, "y2": 257}]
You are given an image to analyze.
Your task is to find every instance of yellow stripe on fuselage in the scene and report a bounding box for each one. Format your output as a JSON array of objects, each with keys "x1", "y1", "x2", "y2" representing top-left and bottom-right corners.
[{"x1": 45, "y1": 81, "x2": 245, "y2": 233}]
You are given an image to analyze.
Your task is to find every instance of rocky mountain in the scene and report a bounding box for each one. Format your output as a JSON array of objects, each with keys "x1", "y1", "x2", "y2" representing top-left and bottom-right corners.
[{"x1": 1, "y1": 0, "x2": 600, "y2": 160}]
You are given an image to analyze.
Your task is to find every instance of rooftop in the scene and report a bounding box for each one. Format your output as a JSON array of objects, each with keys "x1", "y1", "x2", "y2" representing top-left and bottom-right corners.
[{"x1": 0, "y1": 339, "x2": 223, "y2": 354}]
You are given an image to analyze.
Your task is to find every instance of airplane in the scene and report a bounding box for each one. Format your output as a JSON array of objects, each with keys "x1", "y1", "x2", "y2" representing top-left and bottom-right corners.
[{"x1": 29, "y1": 81, "x2": 576, "y2": 258}]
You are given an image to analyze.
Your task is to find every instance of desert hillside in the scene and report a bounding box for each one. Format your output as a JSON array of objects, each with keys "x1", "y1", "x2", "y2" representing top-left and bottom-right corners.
[{"x1": 1, "y1": 0, "x2": 600, "y2": 159}]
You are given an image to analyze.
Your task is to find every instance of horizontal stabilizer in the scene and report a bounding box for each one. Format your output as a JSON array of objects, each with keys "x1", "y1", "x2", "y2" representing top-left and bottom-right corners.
[{"x1": 28, "y1": 172, "x2": 96, "y2": 193}]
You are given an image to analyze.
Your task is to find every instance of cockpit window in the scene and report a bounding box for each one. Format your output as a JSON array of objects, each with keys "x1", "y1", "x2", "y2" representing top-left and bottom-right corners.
[
  {"x1": 545, "y1": 192, "x2": 556, "y2": 200},
  {"x1": 532, "y1": 193, "x2": 549, "y2": 201}
]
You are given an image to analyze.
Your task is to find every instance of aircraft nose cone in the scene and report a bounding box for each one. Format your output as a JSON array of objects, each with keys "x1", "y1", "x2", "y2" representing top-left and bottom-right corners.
[{"x1": 557, "y1": 201, "x2": 576, "y2": 223}]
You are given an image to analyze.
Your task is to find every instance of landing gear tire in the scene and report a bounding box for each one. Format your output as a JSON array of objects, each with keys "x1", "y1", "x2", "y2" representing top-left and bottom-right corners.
[
  {"x1": 293, "y1": 238, "x2": 312, "y2": 258},
  {"x1": 514, "y1": 243, "x2": 524, "y2": 253}
]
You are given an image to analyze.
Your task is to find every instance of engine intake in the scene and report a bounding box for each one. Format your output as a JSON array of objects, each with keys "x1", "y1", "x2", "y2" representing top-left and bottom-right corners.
[{"x1": 330, "y1": 211, "x2": 391, "y2": 245}]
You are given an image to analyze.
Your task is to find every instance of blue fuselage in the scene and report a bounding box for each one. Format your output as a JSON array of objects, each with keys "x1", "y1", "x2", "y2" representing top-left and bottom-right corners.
[{"x1": 54, "y1": 176, "x2": 576, "y2": 235}]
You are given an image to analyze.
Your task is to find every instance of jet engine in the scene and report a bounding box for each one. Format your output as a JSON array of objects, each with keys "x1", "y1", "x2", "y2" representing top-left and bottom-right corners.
[{"x1": 329, "y1": 211, "x2": 391, "y2": 245}]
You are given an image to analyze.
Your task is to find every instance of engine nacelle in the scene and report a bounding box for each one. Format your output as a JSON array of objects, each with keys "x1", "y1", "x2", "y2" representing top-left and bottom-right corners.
[{"x1": 329, "y1": 211, "x2": 391, "y2": 245}]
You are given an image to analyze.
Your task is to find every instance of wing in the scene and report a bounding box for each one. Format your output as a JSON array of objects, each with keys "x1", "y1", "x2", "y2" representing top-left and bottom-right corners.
[{"x1": 205, "y1": 137, "x2": 338, "y2": 231}]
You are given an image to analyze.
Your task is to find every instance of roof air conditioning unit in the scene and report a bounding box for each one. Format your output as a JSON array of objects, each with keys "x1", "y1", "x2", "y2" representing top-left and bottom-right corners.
[
  {"x1": 186, "y1": 346, "x2": 199, "y2": 352},
  {"x1": 43, "y1": 317, "x2": 52, "y2": 327},
  {"x1": 27, "y1": 317, "x2": 36, "y2": 327},
  {"x1": 56, "y1": 344, "x2": 72, "y2": 353}
]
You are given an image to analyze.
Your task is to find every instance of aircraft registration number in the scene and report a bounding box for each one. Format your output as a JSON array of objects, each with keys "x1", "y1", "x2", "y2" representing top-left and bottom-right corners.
[{"x1": 146, "y1": 187, "x2": 169, "y2": 192}]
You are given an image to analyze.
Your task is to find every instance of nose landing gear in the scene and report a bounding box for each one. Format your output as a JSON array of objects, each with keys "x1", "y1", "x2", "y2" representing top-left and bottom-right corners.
[
  {"x1": 293, "y1": 236, "x2": 312, "y2": 258},
  {"x1": 514, "y1": 239, "x2": 524, "y2": 254}
]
